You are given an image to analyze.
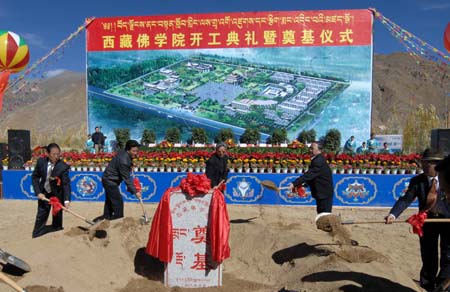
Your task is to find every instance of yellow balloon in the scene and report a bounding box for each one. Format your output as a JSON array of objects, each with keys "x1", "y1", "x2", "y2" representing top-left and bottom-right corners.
[{"x1": 0, "y1": 30, "x2": 30, "y2": 73}]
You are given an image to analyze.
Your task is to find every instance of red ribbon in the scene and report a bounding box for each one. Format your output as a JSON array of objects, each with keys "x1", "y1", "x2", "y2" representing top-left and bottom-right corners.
[
  {"x1": 407, "y1": 211, "x2": 428, "y2": 237},
  {"x1": 49, "y1": 197, "x2": 63, "y2": 216},
  {"x1": 297, "y1": 186, "x2": 307, "y2": 198},
  {"x1": 133, "y1": 177, "x2": 142, "y2": 192}
]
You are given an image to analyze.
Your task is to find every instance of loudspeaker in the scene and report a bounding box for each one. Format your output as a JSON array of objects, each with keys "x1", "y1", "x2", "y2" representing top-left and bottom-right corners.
[
  {"x1": 431, "y1": 129, "x2": 450, "y2": 156},
  {"x1": 8, "y1": 130, "x2": 31, "y2": 169},
  {"x1": 0, "y1": 143, "x2": 6, "y2": 161}
]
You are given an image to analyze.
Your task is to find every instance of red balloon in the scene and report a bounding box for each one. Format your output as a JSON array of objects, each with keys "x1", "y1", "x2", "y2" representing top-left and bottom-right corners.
[{"x1": 445, "y1": 22, "x2": 450, "y2": 53}]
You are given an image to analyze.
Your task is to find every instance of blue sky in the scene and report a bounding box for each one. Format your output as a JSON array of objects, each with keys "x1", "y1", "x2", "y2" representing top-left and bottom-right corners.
[{"x1": 1, "y1": 0, "x2": 449, "y2": 73}]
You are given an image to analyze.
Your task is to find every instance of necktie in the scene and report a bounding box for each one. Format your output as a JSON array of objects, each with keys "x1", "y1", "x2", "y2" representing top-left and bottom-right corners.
[{"x1": 44, "y1": 163, "x2": 54, "y2": 193}]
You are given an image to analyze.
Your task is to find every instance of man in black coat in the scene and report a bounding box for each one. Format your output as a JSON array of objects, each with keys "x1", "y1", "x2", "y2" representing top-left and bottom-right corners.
[
  {"x1": 32, "y1": 143, "x2": 71, "y2": 238},
  {"x1": 205, "y1": 143, "x2": 229, "y2": 188},
  {"x1": 386, "y1": 148, "x2": 449, "y2": 291},
  {"x1": 102, "y1": 139, "x2": 142, "y2": 220},
  {"x1": 91, "y1": 126, "x2": 105, "y2": 154},
  {"x1": 290, "y1": 142, "x2": 333, "y2": 214},
  {"x1": 435, "y1": 155, "x2": 450, "y2": 291}
]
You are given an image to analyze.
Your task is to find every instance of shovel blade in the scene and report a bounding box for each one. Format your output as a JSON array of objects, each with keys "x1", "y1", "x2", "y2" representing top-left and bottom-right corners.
[
  {"x1": 87, "y1": 219, "x2": 110, "y2": 241},
  {"x1": 0, "y1": 249, "x2": 31, "y2": 272}
]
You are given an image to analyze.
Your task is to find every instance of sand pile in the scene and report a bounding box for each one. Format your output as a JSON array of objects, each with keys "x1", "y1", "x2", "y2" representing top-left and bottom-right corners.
[{"x1": 0, "y1": 200, "x2": 422, "y2": 292}]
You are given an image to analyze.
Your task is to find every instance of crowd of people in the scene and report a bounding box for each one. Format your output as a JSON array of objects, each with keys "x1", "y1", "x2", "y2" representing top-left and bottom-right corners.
[{"x1": 27, "y1": 137, "x2": 450, "y2": 291}]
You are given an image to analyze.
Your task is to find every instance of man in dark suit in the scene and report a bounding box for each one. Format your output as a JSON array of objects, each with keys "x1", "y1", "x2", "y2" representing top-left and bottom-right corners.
[
  {"x1": 205, "y1": 143, "x2": 229, "y2": 188},
  {"x1": 290, "y1": 142, "x2": 333, "y2": 214},
  {"x1": 386, "y1": 148, "x2": 449, "y2": 291},
  {"x1": 102, "y1": 139, "x2": 142, "y2": 220},
  {"x1": 32, "y1": 143, "x2": 71, "y2": 238},
  {"x1": 434, "y1": 155, "x2": 450, "y2": 291}
]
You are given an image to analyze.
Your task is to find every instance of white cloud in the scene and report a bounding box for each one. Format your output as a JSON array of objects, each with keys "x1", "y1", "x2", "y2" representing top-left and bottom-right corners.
[
  {"x1": 18, "y1": 32, "x2": 48, "y2": 49},
  {"x1": 45, "y1": 69, "x2": 65, "y2": 78},
  {"x1": 420, "y1": 2, "x2": 450, "y2": 11}
]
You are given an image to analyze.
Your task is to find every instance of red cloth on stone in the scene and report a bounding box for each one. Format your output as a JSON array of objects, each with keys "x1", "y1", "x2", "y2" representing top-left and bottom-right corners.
[
  {"x1": 407, "y1": 211, "x2": 428, "y2": 237},
  {"x1": 145, "y1": 187, "x2": 178, "y2": 263},
  {"x1": 209, "y1": 188, "x2": 230, "y2": 263},
  {"x1": 145, "y1": 173, "x2": 230, "y2": 264},
  {"x1": 179, "y1": 172, "x2": 211, "y2": 197}
]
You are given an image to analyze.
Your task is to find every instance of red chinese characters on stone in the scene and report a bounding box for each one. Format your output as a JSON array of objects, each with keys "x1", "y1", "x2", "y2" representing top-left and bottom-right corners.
[
  {"x1": 190, "y1": 253, "x2": 210, "y2": 270},
  {"x1": 190, "y1": 225, "x2": 207, "y2": 244}
]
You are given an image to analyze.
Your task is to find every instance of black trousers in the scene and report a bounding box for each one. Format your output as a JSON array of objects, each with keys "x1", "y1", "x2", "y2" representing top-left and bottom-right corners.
[
  {"x1": 315, "y1": 196, "x2": 333, "y2": 214},
  {"x1": 419, "y1": 221, "x2": 450, "y2": 291},
  {"x1": 32, "y1": 195, "x2": 63, "y2": 238},
  {"x1": 102, "y1": 179, "x2": 124, "y2": 220}
]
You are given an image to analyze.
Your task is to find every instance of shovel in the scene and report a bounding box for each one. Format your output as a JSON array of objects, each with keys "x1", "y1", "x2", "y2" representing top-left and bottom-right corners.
[
  {"x1": 260, "y1": 180, "x2": 307, "y2": 197},
  {"x1": 260, "y1": 180, "x2": 290, "y2": 192},
  {"x1": 0, "y1": 271, "x2": 28, "y2": 292},
  {"x1": 341, "y1": 218, "x2": 450, "y2": 225},
  {"x1": 0, "y1": 249, "x2": 31, "y2": 273},
  {"x1": 138, "y1": 197, "x2": 150, "y2": 225},
  {"x1": 42, "y1": 197, "x2": 109, "y2": 240},
  {"x1": 132, "y1": 172, "x2": 150, "y2": 225}
]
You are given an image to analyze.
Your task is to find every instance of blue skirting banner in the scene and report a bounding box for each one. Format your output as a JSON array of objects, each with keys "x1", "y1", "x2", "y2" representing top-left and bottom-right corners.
[{"x1": 2, "y1": 170, "x2": 416, "y2": 207}]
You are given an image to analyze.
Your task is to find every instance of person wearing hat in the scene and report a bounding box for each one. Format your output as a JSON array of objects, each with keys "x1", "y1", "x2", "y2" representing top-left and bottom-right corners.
[
  {"x1": 101, "y1": 139, "x2": 142, "y2": 220},
  {"x1": 434, "y1": 155, "x2": 450, "y2": 291},
  {"x1": 205, "y1": 142, "x2": 229, "y2": 188},
  {"x1": 385, "y1": 148, "x2": 449, "y2": 291}
]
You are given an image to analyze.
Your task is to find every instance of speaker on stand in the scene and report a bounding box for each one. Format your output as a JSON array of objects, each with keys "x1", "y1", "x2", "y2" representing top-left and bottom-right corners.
[
  {"x1": 8, "y1": 130, "x2": 31, "y2": 169},
  {"x1": 431, "y1": 129, "x2": 450, "y2": 156}
]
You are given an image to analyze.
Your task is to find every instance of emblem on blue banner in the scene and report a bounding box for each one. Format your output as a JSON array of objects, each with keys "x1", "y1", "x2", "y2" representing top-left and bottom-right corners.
[
  {"x1": 170, "y1": 174, "x2": 187, "y2": 188},
  {"x1": 225, "y1": 175, "x2": 263, "y2": 203},
  {"x1": 278, "y1": 176, "x2": 314, "y2": 204},
  {"x1": 392, "y1": 177, "x2": 411, "y2": 201},
  {"x1": 20, "y1": 173, "x2": 35, "y2": 199},
  {"x1": 120, "y1": 174, "x2": 157, "y2": 201},
  {"x1": 335, "y1": 177, "x2": 377, "y2": 205},
  {"x1": 72, "y1": 174, "x2": 104, "y2": 200}
]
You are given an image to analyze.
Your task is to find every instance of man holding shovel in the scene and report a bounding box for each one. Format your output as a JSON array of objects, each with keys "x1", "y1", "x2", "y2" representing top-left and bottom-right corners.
[
  {"x1": 102, "y1": 139, "x2": 142, "y2": 220},
  {"x1": 32, "y1": 143, "x2": 71, "y2": 238},
  {"x1": 289, "y1": 142, "x2": 333, "y2": 215},
  {"x1": 385, "y1": 148, "x2": 449, "y2": 292}
]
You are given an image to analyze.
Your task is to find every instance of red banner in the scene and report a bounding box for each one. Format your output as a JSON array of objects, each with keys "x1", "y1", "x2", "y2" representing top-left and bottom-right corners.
[
  {"x1": 87, "y1": 10, "x2": 372, "y2": 51},
  {"x1": 0, "y1": 70, "x2": 11, "y2": 112}
]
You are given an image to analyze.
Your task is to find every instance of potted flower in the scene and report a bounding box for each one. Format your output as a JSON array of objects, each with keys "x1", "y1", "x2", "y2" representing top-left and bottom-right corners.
[
  {"x1": 24, "y1": 160, "x2": 33, "y2": 171},
  {"x1": 390, "y1": 165, "x2": 398, "y2": 175},
  {"x1": 232, "y1": 159, "x2": 243, "y2": 173},
  {"x1": 274, "y1": 161, "x2": 281, "y2": 173},
  {"x1": 2, "y1": 158, "x2": 8, "y2": 170},
  {"x1": 344, "y1": 164, "x2": 353, "y2": 174},
  {"x1": 329, "y1": 163, "x2": 338, "y2": 174},
  {"x1": 374, "y1": 165, "x2": 383, "y2": 175}
]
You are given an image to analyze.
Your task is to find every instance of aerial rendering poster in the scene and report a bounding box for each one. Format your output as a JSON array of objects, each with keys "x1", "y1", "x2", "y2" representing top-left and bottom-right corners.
[{"x1": 86, "y1": 10, "x2": 373, "y2": 143}]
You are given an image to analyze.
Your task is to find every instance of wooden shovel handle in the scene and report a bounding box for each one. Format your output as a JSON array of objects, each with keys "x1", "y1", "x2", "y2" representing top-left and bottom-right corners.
[
  {"x1": 0, "y1": 271, "x2": 27, "y2": 292},
  {"x1": 342, "y1": 218, "x2": 450, "y2": 225},
  {"x1": 41, "y1": 197, "x2": 94, "y2": 225}
]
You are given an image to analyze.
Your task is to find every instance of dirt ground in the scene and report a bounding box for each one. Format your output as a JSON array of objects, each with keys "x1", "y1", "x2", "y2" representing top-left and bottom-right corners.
[{"x1": 0, "y1": 200, "x2": 425, "y2": 292}]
